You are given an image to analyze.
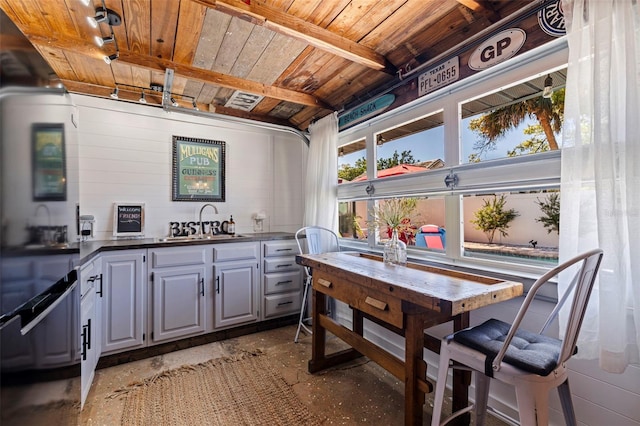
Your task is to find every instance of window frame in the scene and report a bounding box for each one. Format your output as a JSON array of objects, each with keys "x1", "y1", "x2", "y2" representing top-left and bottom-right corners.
[{"x1": 337, "y1": 38, "x2": 568, "y2": 278}]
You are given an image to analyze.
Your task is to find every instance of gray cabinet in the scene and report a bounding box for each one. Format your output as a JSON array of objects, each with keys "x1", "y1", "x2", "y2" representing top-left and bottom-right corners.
[
  {"x1": 149, "y1": 247, "x2": 208, "y2": 343},
  {"x1": 0, "y1": 254, "x2": 76, "y2": 369},
  {"x1": 213, "y1": 242, "x2": 260, "y2": 329},
  {"x1": 101, "y1": 250, "x2": 146, "y2": 354},
  {"x1": 262, "y1": 240, "x2": 303, "y2": 319},
  {"x1": 80, "y1": 256, "x2": 102, "y2": 408}
]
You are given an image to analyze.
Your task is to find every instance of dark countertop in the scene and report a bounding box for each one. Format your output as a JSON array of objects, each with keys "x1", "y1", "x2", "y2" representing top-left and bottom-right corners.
[{"x1": 2, "y1": 232, "x2": 295, "y2": 264}]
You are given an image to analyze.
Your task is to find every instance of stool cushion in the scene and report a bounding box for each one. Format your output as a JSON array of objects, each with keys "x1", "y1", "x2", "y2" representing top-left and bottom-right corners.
[{"x1": 452, "y1": 318, "x2": 567, "y2": 376}]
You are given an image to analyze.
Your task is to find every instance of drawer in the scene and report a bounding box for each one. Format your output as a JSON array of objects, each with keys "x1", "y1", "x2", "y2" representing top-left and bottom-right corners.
[
  {"x1": 263, "y1": 270, "x2": 302, "y2": 294},
  {"x1": 264, "y1": 291, "x2": 302, "y2": 318},
  {"x1": 263, "y1": 256, "x2": 299, "y2": 273},
  {"x1": 213, "y1": 242, "x2": 259, "y2": 262},
  {"x1": 263, "y1": 240, "x2": 298, "y2": 257},
  {"x1": 151, "y1": 247, "x2": 206, "y2": 268},
  {"x1": 312, "y1": 271, "x2": 403, "y2": 329}
]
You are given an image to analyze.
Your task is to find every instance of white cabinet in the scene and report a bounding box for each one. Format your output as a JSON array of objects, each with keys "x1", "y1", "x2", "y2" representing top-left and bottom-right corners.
[
  {"x1": 213, "y1": 242, "x2": 260, "y2": 329},
  {"x1": 148, "y1": 247, "x2": 208, "y2": 343},
  {"x1": 80, "y1": 256, "x2": 102, "y2": 408},
  {"x1": 262, "y1": 240, "x2": 303, "y2": 319},
  {"x1": 101, "y1": 250, "x2": 146, "y2": 355}
]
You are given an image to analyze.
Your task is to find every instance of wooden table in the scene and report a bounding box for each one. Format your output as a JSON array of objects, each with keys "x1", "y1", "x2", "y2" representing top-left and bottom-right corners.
[{"x1": 295, "y1": 252, "x2": 522, "y2": 426}]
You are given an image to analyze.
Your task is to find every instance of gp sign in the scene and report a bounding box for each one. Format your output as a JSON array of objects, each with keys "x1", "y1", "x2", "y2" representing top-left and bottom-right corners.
[{"x1": 468, "y1": 28, "x2": 526, "y2": 71}]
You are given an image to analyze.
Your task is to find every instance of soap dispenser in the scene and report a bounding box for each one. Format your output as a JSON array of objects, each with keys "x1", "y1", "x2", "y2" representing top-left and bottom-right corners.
[{"x1": 228, "y1": 215, "x2": 235, "y2": 235}]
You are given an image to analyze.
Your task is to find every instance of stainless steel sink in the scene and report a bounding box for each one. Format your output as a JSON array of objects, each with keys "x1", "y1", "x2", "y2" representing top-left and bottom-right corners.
[{"x1": 156, "y1": 234, "x2": 246, "y2": 242}]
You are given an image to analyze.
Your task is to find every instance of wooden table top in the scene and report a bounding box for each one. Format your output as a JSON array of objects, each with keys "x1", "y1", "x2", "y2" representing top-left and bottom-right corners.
[{"x1": 296, "y1": 252, "x2": 523, "y2": 316}]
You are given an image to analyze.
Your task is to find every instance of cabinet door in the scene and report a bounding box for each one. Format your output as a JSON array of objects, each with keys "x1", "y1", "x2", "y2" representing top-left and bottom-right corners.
[
  {"x1": 33, "y1": 255, "x2": 76, "y2": 367},
  {"x1": 102, "y1": 251, "x2": 146, "y2": 354},
  {"x1": 214, "y1": 260, "x2": 259, "y2": 328},
  {"x1": 151, "y1": 266, "x2": 206, "y2": 343}
]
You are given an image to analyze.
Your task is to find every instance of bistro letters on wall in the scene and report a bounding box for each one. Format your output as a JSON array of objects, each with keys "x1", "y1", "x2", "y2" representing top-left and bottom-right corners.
[{"x1": 172, "y1": 136, "x2": 226, "y2": 202}]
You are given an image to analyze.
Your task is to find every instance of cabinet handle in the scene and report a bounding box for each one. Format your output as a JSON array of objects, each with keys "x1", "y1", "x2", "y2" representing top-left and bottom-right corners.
[
  {"x1": 200, "y1": 278, "x2": 204, "y2": 296},
  {"x1": 216, "y1": 276, "x2": 220, "y2": 294},
  {"x1": 277, "y1": 300, "x2": 293, "y2": 306},
  {"x1": 86, "y1": 318, "x2": 92, "y2": 350},
  {"x1": 276, "y1": 248, "x2": 292, "y2": 251},
  {"x1": 365, "y1": 296, "x2": 388, "y2": 311},
  {"x1": 97, "y1": 274, "x2": 103, "y2": 297},
  {"x1": 276, "y1": 280, "x2": 293, "y2": 285},
  {"x1": 81, "y1": 324, "x2": 88, "y2": 361},
  {"x1": 316, "y1": 278, "x2": 332, "y2": 288},
  {"x1": 276, "y1": 264, "x2": 293, "y2": 268}
]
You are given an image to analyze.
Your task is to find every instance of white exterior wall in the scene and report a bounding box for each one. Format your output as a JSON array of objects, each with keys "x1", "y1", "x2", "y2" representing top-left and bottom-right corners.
[{"x1": 71, "y1": 94, "x2": 306, "y2": 241}]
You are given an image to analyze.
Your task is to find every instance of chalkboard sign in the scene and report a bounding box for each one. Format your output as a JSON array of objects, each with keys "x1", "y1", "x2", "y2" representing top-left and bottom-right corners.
[{"x1": 113, "y1": 203, "x2": 145, "y2": 238}]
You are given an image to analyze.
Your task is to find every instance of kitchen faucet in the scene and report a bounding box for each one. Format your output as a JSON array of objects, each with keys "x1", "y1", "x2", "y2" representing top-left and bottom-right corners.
[
  {"x1": 199, "y1": 203, "x2": 218, "y2": 237},
  {"x1": 34, "y1": 204, "x2": 52, "y2": 244}
]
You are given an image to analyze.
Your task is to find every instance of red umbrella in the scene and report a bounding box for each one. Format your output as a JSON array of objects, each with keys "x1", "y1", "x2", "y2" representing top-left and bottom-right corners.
[{"x1": 352, "y1": 164, "x2": 428, "y2": 181}]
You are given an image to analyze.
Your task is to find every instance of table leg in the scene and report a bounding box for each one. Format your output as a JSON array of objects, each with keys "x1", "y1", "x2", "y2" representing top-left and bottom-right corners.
[
  {"x1": 309, "y1": 288, "x2": 327, "y2": 372},
  {"x1": 452, "y1": 312, "x2": 471, "y2": 426},
  {"x1": 404, "y1": 313, "x2": 427, "y2": 426}
]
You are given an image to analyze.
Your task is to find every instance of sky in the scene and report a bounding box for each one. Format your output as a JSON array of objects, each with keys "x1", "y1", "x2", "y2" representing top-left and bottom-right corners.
[{"x1": 338, "y1": 115, "x2": 536, "y2": 168}]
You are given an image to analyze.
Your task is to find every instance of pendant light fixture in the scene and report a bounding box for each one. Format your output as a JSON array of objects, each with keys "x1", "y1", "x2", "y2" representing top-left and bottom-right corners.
[
  {"x1": 110, "y1": 87, "x2": 119, "y2": 99},
  {"x1": 542, "y1": 74, "x2": 553, "y2": 99}
]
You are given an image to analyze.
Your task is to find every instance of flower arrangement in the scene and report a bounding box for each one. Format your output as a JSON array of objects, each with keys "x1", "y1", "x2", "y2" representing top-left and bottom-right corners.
[{"x1": 368, "y1": 198, "x2": 418, "y2": 242}]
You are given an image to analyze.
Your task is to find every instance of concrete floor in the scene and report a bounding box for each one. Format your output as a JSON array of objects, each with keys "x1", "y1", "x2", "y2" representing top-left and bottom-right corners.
[{"x1": 80, "y1": 325, "x2": 506, "y2": 425}]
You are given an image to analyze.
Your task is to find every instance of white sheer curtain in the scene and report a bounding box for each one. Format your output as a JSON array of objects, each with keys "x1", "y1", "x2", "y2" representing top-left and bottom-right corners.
[
  {"x1": 559, "y1": 0, "x2": 640, "y2": 373},
  {"x1": 303, "y1": 112, "x2": 338, "y2": 231}
]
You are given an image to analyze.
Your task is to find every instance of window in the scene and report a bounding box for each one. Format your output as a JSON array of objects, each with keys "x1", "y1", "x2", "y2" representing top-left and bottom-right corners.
[
  {"x1": 461, "y1": 70, "x2": 566, "y2": 163},
  {"x1": 337, "y1": 138, "x2": 365, "y2": 184},
  {"x1": 337, "y1": 41, "x2": 566, "y2": 274}
]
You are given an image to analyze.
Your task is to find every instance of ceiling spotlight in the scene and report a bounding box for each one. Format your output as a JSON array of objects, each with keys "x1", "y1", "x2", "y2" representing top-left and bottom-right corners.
[
  {"x1": 79, "y1": 0, "x2": 91, "y2": 6},
  {"x1": 339, "y1": 147, "x2": 344, "y2": 157},
  {"x1": 87, "y1": 8, "x2": 107, "y2": 28},
  {"x1": 171, "y1": 97, "x2": 179, "y2": 107},
  {"x1": 542, "y1": 74, "x2": 553, "y2": 99},
  {"x1": 192, "y1": 99, "x2": 198, "y2": 110},
  {"x1": 110, "y1": 87, "x2": 119, "y2": 99},
  {"x1": 94, "y1": 35, "x2": 114, "y2": 47},
  {"x1": 103, "y1": 52, "x2": 118, "y2": 64},
  {"x1": 139, "y1": 91, "x2": 147, "y2": 104},
  {"x1": 87, "y1": 7, "x2": 122, "y2": 28}
]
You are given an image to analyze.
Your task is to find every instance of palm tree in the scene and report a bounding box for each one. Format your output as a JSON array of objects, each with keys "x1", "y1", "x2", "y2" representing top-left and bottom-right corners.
[{"x1": 469, "y1": 89, "x2": 564, "y2": 159}]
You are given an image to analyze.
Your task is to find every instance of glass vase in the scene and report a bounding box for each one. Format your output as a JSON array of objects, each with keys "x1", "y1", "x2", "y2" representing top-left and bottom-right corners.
[{"x1": 383, "y1": 228, "x2": 407, "y2": 265}]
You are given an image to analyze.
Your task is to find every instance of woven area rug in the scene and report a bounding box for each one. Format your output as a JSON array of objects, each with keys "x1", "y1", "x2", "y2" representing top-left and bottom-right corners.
[{"x1": 110, "y1": 351, "x2": 321, "y2": 425}]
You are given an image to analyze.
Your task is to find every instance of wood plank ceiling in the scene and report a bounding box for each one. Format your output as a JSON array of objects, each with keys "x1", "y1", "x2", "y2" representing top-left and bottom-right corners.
[{"x1": 0, "y1": 0, "x2": 535, "y2": 131}]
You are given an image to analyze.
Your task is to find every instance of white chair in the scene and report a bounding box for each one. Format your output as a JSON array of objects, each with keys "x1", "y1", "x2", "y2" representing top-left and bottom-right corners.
[
  {"x1": 294, "y1": 226, "x2": 340, "y2": 343},
  {"x1": 431, "y1": 248, "x2": 603, "y2": 426}
]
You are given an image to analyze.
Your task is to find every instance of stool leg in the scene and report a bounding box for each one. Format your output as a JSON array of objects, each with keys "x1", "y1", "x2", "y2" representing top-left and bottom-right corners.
[
  {"x1": 431, "y1": 342, "x2": 451, "y2": 426},
  {"x1": 474, "y1": 373, "x2": 490, "y2": 426},
  {"x1": 294, "y1": 276, "x2": 311, "y2": 343},
  {"x1": 558, "y1": 380, "x2": 577, "y2": 426}
]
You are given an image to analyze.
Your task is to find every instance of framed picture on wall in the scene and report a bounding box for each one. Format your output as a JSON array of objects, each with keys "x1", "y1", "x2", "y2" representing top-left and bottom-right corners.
[
  {"x1": 32, "y1": 123, "x2": 66, "y2": 201},
  {"x1": 113, "y1": 202, "x2": 145, "y2": 238},
  {"x1": 172, "y1": 136, "x2": 226, "y2": 202}
]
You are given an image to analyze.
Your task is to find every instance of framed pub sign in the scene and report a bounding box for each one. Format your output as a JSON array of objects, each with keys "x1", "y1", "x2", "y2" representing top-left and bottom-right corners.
[
  {"x1": 32, "y1": 123, "x2": 66, "y2": 201},
  {"x1": 172, "y1": 136, "x2": 226, "y2": 202}
]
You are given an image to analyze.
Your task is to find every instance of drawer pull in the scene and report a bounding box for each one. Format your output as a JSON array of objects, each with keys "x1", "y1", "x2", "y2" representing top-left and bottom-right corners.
[
  {"x1": 276, "y1": 280, "x2": 293, "y2": 285},
  {"x1": 276, "y1": 264, "x2": 293, "y2": 268},
  {"x1": 277, "y1": 300, "x2": 293, "y2": 306},
  {"x1": 316, "y1": 278, "x2": 332, "y2": 288},
  {"x1": 276, "y1": 248, "x2": 293, "y2": 251},
  {"x1": 365, "y1": 296, "x2": 388, "y2": 311}
]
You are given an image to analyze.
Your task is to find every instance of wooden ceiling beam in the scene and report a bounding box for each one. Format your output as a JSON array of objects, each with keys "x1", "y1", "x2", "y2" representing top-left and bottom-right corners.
[
  {"x1": 191, "y1": 0, "x2": 396, "y2": 74},
  {"x1": 24, "y1": 33, "x2": 331, "y2": 109}
]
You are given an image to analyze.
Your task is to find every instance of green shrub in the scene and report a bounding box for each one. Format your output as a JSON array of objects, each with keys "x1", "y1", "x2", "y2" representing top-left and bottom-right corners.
[
  {"x1": 535, "y1": 192, "x2": 560, "y2": 234},
  {"x1": 471, "y1": 195, "x2": 519, "y2": 244}
]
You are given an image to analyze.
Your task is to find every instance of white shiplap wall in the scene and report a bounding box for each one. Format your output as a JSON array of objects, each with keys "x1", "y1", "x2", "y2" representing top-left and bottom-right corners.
[{"x1": 71, "y1": 94, "x2": 307, "y2": 240}]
